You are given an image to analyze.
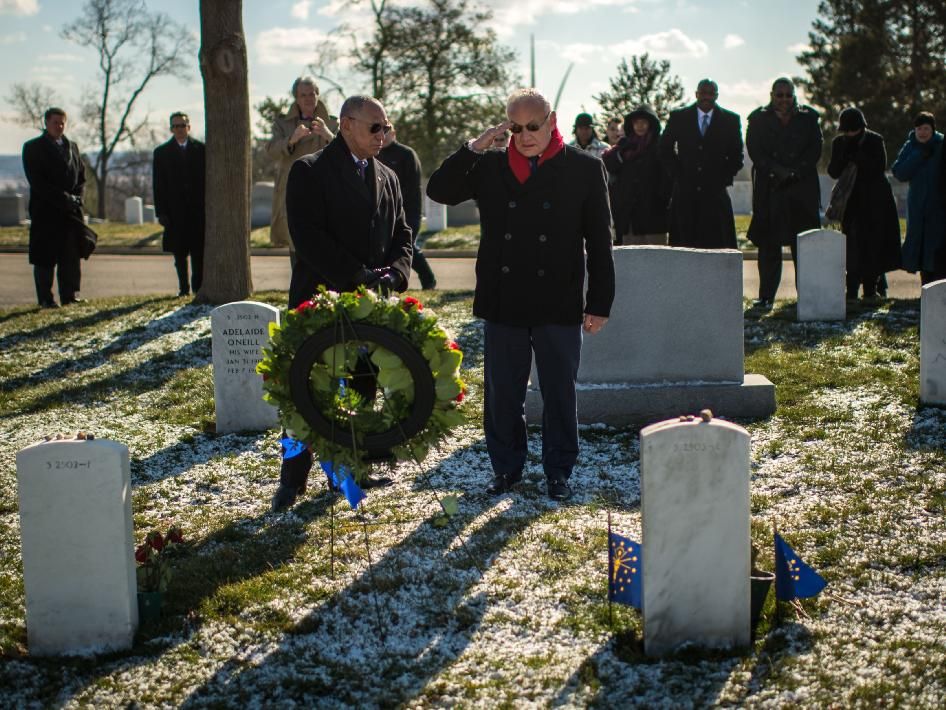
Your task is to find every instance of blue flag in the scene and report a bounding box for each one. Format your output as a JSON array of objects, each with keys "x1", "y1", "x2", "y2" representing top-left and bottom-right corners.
[
  {"x1": 280, "y1": 436, "x2": 307, "y2": 460},
  {"x1": 320, "y1": 460, "x2": 365, "y2": 510},
  {"x1": 775, "y1": 533, "x2": 827, "y2": 601},
  {"x1": 608, "y1": 531, "x2": 642, "y2": 609}
]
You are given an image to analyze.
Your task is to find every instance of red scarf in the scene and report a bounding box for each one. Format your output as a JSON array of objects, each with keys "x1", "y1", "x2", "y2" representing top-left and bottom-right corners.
[{"x1": 508, "y1": 127, "x2": 565, "y2": 184}]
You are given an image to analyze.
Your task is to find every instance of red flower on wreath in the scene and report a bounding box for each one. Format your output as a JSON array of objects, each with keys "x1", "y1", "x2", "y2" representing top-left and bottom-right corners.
[
  {"x1": 135, "y1": 545, "x2": 150, "y2": 563},
  {"x1": 147, "y1": 530, "x2": 165, "y2": 552},
  {"x1": 294, "y1": 299, "x2": 317, "y2": 313},
  {"x1": 402, "y1": 296, "x2": 423, "y2": 311},
  {"x1": 456, "y1": 385, "x2": 466, "y2": 403},
  {"x1": 449, "y1": 341, "x2": 460, "y2": 350}
]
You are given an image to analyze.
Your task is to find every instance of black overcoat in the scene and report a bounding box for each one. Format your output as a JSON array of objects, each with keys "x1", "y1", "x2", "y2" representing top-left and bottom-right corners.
[
  {"x1": 378, "y1": 141, "x2": 422, "y2": 236},
  {"x1": 426, "y1": 144, "x2": 614, "y2": 326},
  {"x1": 22, "y1": 132, "x2": 86, "y2": 267},
  {"x1": 659, "y1": 103, "x2": 744, "y2": 248},
  {"x1": 745, "y1": 105, "x2": 823, "y2": 248},
  {"x1": 152, "y1": 138, "x2": 206, "y2": 253},
  {"x1": 285, "y1": 134, "x2": 413, "y2": 308},
  {"x1": 827, "y1": 130, "x2": 901, "y2": 275}
]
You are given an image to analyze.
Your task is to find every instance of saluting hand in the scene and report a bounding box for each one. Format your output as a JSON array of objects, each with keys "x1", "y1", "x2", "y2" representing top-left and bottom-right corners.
[{"x1": 471, "y1": 121, "x2": 512, "y2": 153}]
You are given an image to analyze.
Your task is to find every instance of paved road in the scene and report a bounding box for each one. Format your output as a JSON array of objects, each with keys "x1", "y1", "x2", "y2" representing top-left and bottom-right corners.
[{"x1": 0, "y1": 252, "x2": 923, "y2": 307}]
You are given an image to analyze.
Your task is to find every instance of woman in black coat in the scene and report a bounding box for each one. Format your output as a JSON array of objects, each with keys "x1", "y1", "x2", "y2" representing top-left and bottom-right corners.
[
  {"x1": 603, "y1": 105, "x2": 668, "y2": 245},
  {"x1": 827, "y1": 107, "x2": 901, "y2": 299}
]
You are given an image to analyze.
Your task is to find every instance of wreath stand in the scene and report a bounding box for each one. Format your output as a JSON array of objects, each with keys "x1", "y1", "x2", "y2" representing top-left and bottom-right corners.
[{"x1": 287, "y1": 304, "x2": 483, "y2": 642}]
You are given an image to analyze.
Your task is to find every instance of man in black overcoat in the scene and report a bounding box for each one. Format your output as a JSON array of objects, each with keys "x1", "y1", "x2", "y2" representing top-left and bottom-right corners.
[
  {"x1": 378, "y1": 124, "x2": 437, "y2": 289},
  {"x1": 746, "y1": 78, "x2": 823, "y2": 308},
  {"x1": 153, "y1": 112, "x2": 206, "y2": 297},
  {"x1": 427, "y1": 88, "x2": 615, "y2": 501},
  {"x1": 22, "y1": 107, "x2": 87, "y2": 308},
  {"x1": 273, "y1": 95, "x2": 413, "y2": 511},
  {"x1": 659, "y1": 79, "x2": 744, "y2": 248}
]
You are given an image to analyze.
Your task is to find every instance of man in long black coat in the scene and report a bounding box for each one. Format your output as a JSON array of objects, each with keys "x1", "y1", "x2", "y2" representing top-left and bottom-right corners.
[
  {"x1": 659, "y1": 79, "x2": 744, "y2": 248},
  {"x1": 746, "y1": 78, "x2": 823, "y2": 308},
  {"x1": 273, "y1": 95, "x2": 413, "y2": 511},
  {"x1": 153, "y1": 112, "x2": 206, "y2": 297},
  {"x1": 427, "y1": 88, "x2": 615, "y2": 502},
  {"x1": 22, "y1": 107, "x2": 87, "y2": 308}
]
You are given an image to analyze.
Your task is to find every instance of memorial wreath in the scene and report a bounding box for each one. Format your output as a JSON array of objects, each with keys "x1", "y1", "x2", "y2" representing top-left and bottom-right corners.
[{"x1": 257, "y1": 287, "x2": 467, "y2": 483}]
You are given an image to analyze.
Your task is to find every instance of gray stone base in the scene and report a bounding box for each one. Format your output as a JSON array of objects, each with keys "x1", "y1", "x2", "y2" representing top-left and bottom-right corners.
[{"x1": 525, "y1": 374, "x2": 776, "y2": 427}]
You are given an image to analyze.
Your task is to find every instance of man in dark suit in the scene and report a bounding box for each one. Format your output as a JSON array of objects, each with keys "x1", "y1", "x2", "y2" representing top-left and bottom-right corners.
[
  {"x1": 153, "y1": 112, "x2": 206, "y2": 297},
  {"x1": 659, "y1": 79, "x2": 744, "y2": 249},
  {"x1": 427, "y1": 88, "x2": 615, "y2": 502},
  {"x1": 22, "y1": 107, "x2": 87, "y2": 308},
  {"x1": 378, "y1": 124, "x2": 437, "y2": 289},
  {"x1": 274, "y1": 95, "x2": 413, "y2": 511}
]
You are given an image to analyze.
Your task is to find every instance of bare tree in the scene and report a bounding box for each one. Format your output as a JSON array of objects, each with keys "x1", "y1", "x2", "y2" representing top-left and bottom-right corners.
[
  {"x1": 4, "y1": 82, "x2": 57, "y2": 130},
  {"x1": 198, "y1": 0, "x2": 252, "y2": 304},
  {"x1": 62, "y1": 0, "x2": 196, "y2": 218}
]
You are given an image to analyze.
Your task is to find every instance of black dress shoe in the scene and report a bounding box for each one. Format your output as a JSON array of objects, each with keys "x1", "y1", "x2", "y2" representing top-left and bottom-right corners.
[
  {"x1": 547, "y1": 478, "x2": 572, "y2": 501},
  {"x1": 486, "y1": 472, "x2": 522, "y2": 495},
  {"x1": 39, "y1": 301, "x2": 59, "y2": 309},
  {"x1": 751, "y1": 298, "x2": 773, "y2": 311},
  {"x1": 361, "y1": 474, "x2": 393, "y2": 489},
  {"x1": 271, "y1": 484, "x2": 299, "y2": 512},
  {"x1": 61, "y1": 297, "x2": 86, "y2": 305}
]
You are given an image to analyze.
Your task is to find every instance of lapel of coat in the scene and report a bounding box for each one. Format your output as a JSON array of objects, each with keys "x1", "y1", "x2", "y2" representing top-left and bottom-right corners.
[
  {"x1": 368, "y1": 158, "x2": 384, "y2": 214},
  {"x1": 330, "y1": 140, "x2": 372, "y2": 206}
]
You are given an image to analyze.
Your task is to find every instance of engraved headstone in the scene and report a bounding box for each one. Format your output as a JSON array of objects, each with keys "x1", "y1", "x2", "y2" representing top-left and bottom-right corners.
[
  {"x1": 124, "y1": 196, "x2": 143, "y2": 225},
  {"x1": 16, "y1": 438, "x2": 137, "y2": 655},
  {"x1": 920, "y1": 279, "x2": 946, "y2": 406},
  {"x1": 212, "y1": 301, "x2": 280, "y2": 432},
  {"x1": 640, "y1": 415, "x2": 751, "y2": 656},
  {"x1": 0, "y1": 192, "x2": 26, "y2": 226},
  {"x1": 142, "y1": 205, "x2": 157, "y2": 223},
  {"x1": 797, "y1": 228, "x2": 845, "y2": 321},
  {"x1": 424, "y1": 195, "x2": 447, "y2": 231}
]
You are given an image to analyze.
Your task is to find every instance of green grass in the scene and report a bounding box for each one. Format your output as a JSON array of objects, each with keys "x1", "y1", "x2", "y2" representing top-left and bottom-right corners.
[{"x1": 0, "y1": 223, "x2": 277, "y2": 249}]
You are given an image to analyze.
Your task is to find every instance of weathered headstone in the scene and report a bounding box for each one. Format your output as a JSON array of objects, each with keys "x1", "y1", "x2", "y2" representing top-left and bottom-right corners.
[
  {"x1": 212, "y1": 301, "x2": 280, "y2": 432},
  {"x1": 251, "y1": 181, "x2": 274, "y2": 228},
  {"x1": 640, "y1": 415, "x2": 751, "y2": 656},
  {"x1": 142, "y1": 205, "x2": 157, "y2": 223},
  {"x1": 0, "y1": 193, "x2": 26, "y2": 226},
  {"x1": 448, "y1": 199, "x2": 480, "y2": 226},
  {"x1": 920, "y1": 279, "x2": 946, "y2": 405},
  {"x1": 124, "y1": 196, "x2": 143, "y2": 225},
  {"x1": 797, "y1": 228, "x2": 845, "y2": 321},
  {"x1": 424, "y1": 195, "x2": 447, "y2": 231},
  {"x1": 16, "y1": 438, "x2": 138, "y2": 655},
  {"x1": 728, "y1": 181, "x2": 752, "y2": 215}
]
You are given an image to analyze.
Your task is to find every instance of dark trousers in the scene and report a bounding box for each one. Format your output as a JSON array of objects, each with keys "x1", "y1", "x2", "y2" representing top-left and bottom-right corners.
[
  {"x1": 34, "y1": 236, "x2": 81, "y2": 305},
  {"x1": 846, "y1": 270, "x2": 881, "y2": 298},
  {"x1": 484, "y1": 321, "x2": 582, "y2": 482},
  {"x1": 173, "y1": 243, "x2": 204, "y2": 295},
  {"x1": 412, "y1": 247, "x2": 437, "y2": 288},
  {"x1": 757, "y1": 242, "x2": 797, "y2": 301}
]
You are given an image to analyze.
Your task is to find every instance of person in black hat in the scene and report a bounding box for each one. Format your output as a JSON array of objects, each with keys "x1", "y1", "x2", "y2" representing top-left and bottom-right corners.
[
  {"x1": 827, "y1": 107, "x2": 901, "y2": 301},
  {"x1": 568, "y1": 112, "x2": 610, "y2": 159}
]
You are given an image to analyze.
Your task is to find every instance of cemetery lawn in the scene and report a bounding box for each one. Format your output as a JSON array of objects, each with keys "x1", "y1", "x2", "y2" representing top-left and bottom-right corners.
[
  {"x1": 0, "y1": 292, "x2": 944, "y2": 707},
  {"x1": 0, "y1": 224, "x2": 276, "y2": 250}
]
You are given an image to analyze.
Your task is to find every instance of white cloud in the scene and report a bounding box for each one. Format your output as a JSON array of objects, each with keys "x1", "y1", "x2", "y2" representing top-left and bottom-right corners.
[
  {"x1": 38, "y1": 52, "x2": 81, "y2": 62},
  {"x1": 255, "y1": 26, "x2": 334, "y2": 66},
  {"x1": 787, "y1": 42, "x2": 809, "y2": 54},
  {"x1": 291, "y1": 0, "x2": 312, "y2": 21},
  {"x1": 609, "y1": 29, "x2": 709, "y2": 59},
  {"x1": 723, "y1": 34, "x2": 745, "y2": 49},
  {"x1": 0, "y1": 31, "x2": 26, "y2": 44},
  {"x1": 0, "y1": 0, "x2": 39, "y2": 15}
]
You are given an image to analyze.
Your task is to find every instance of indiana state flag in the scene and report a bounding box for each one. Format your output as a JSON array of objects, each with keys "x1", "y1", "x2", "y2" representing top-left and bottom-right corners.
[
  {"x1": 320, "y1": 460, "x2": 365, "y2": 511},
  {"x1": 608, "y1": 532, "x2": 642, "y2": 609},
  {"x1": 775, "y1": 533, "x2": 827, "y2": 601}
]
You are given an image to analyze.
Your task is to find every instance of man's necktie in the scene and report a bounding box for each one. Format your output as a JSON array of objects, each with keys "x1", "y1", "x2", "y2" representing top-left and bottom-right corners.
[
  {"x1": 357, "y1": 159, "x2": 369, "y2": 184},
  {"x1": 529, "y1": 156, "x2": 539, "y2": 175},
  {"x1": 700, "y1": 114, "x2": 710, "y2": 136}
]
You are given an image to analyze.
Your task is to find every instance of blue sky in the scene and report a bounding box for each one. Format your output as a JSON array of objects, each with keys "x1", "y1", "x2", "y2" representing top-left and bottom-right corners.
[{"x1": 0, "y1": 0, "x2": 822, "y2": 155}]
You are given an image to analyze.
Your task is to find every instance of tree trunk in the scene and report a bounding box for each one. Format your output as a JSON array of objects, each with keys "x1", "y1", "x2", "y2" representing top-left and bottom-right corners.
[
  {"x1": 196, "y1": 0, "x2": 252, "y2": 304},
  {"x1": 96, "y1": 162, "x2": 108, "y2": 220}
]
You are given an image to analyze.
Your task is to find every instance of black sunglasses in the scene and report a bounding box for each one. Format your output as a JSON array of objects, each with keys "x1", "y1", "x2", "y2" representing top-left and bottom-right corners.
[
  {"x1": 773, "y1": 92, "x2": 794, "y2": 99},
  {"x1": 171, "y1": 123, "x2": 188, "y2": 128},
  {"x1": 510, "y1": 111, "x2": 551, "y2": 134},
  {"x1": 345, "y1": 116, "x2": 392, "y2": 135}
]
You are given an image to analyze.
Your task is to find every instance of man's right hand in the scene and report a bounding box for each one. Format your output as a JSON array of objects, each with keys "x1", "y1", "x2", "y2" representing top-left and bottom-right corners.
[
  {"x1": 289, "y1": 124, "x2": 312, "y2": 147},
  {"x1": 470, "y1": 121, "x2": 512, "y2": 153}
]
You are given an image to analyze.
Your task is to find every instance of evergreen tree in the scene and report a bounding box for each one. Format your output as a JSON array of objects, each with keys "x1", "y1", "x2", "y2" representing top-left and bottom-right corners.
[{"x1": 594, "y1": 54, "x2": 684, "y2": 125}]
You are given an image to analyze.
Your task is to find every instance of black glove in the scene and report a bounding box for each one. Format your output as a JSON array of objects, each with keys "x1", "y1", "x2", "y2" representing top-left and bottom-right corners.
[
  {"x1": 770, "y1": 163, "x2": 797, "y2": 187},
  {"x1": 353, "y1": 267, "x2": 381, "y2": 288},
  {"x1": 374, "y1": 267, "x2": 403, "y2": 295}
]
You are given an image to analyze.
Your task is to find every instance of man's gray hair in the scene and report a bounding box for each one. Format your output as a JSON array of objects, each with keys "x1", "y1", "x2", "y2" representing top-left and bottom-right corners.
[
  {"x1": 506, "y1": 88, "x2": 551, "y2": 115},
  {"x1": 340, "y1": 95, "x2": 384, "y2": 118},
  {"x1": 291, "y1": 76, "x2": 320, "y2": 98}
]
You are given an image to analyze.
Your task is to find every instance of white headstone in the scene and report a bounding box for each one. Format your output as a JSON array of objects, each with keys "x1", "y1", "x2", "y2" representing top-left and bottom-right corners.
[
  {"x1": 124, "y1": 196, "x2": 143, "y2": 225},
  {"x1": 212, "y1": 301, "x2": 281, "y2": 433},
  {"x1": 424, "y1": 195, "x2": 448, "y2": 231},
  {"x1": 0, "y1": 193, "x2": 26, "y2": 226},
  {"x1": 920, "y1": 279, "x2": 946, "y2": 405},
  {"x1": 728, "y1": 181, "x2": 752, "y2": 215},
  {"x1": 251, "y1": 181, "x2": 274, "y2": 228},
  {"x1": 16, "y1": 438, "x2": 137, "y2": 655},
  {"x1": 142, "y1": 205, "x2": 157, "y2": 223},
  {"x1": 640, "y1": 416, "x2": 751, "y2": 656},
  {"x1": 796, "y1": 228, "x2": 846, "y2": 321}
]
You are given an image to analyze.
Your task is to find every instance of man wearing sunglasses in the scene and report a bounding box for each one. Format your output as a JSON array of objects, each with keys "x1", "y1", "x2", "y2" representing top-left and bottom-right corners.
[
  {"x1": 427, "y1": 88, "x2": 615, "y2": 502},
  {"x1": 275, "y1": 95, "x2": 413, "y2": 511}
]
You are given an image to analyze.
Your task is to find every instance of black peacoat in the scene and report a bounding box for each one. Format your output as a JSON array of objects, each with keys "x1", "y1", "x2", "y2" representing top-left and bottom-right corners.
[
  {"x1": 827, "y1": 130, "x2": 901, "y2": 275},
  {"x1": 426, "y1": 144, "x2": 614, "y2": 326},
  {"x1": 22, "y1": 132, "x2": 86, "y2": 267},
  {"x1": 745, "y1": 104, "x2": 823, "y2": 248},
  {"x1": 285, "y1": 134, "x2": 413, "y2": 308},
  {"x1": 152, "y1": 138, "x2": 206, "y2": 254},
  {"x1": 659, "y1": 103, "x2": 744, "y2": 248},
  {"x1": 378, "y1": 140, "x2": 422, "y2": 236}
]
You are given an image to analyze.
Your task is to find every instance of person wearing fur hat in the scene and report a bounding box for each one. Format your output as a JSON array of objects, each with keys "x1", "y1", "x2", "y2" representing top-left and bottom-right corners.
[
  {"x1": 892, "y1": 112, "x2": 946, "y2": 285},
  {"x1": 568, "y1": 112, "x2": 610, "y2": 159},
  {"x1": 603, "y1": 105, "x2": 669, "y2": 245},
  {"x1": 827, "y1": 107, "x2": 901, "y2": 301}
]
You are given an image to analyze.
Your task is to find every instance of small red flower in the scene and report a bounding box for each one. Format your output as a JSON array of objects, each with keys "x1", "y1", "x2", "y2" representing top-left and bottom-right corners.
[
  {"x1": 262, "y1": 373, "x2": 270, "y2": 381},
  {"x1": 455, "y1": 389, "x2": 465, "y2": 403},
  {"x1": 147, "y1": 530, "x2": 165, "y2": 552},
  {"x1": 449, "y1": 341, "x2": 460, "y2": 350},
  {"x1": 294, "y1": 299, "x2": 317, "y2": 313},
  {"x1": 135, "y1": 545, "x2": 150, "y2": 563},
  {"x1": 167, "y1": 526, "x2": 184, "y2": 544},
  {"x1": 402, "y1": 296, "x2": 423, "y2": 311}
]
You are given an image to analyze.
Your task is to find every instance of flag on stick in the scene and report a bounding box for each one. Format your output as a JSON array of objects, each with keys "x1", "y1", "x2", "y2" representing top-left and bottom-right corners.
[
  {"x1": 608, "y1": 529, "x2": 642, "y2": 609},
  {"x1": 774, "y1": 533, "x2": 827, "y2": 601}
]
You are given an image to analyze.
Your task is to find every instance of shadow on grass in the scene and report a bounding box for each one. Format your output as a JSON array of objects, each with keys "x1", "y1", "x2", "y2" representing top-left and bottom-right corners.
[
  {"x1": 131, "y1": 431, "x2": 264, "y2": 483},
  {"x1": 904, "y1": 405, "x2": 946, "y2": 452}
]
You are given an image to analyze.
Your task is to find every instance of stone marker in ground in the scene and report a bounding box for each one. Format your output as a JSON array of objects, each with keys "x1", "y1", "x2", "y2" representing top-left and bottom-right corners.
[
  {"x1": 640, "y1": 414, "x2": 751, "y2": 656},
  {"x1": 16, "y1": 437, "x2": 138, "y2": 655},
  {"x1": 0, "y1": 193, "x2": 26, "y2": 226},
  {"x1": 124, "y1": 196, "x2": 143, "y2": 225},
  {"x1": 797, "y1": 228, "x2": 845, "y2": 321},
  {"x1": 424, "y1": 195, "x2": 447, "y2": 231},
  {"x1": 526, "y1": 246, "x2": 775, "y2": 425},
  {"x1": 728, "y1": 181, "x2": 752, "y2": 215},
  {"x1": 251, "y1": 181, "x2": 274, "y2": 229},
  {"x1": 142, "y1": 205, "x2": 157, "y2": 223},
  {"x1": 212, "y1": 301, "x2": 280, "y2": 433},
  {"x1": 920, "y1": 278, "x2": 946, "y2": 406}
]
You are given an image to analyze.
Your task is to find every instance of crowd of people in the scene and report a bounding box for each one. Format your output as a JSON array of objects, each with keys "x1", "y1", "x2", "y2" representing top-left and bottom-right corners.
[{"x1": 19, "y1": 76, "x2": 946, "y2": 508}]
